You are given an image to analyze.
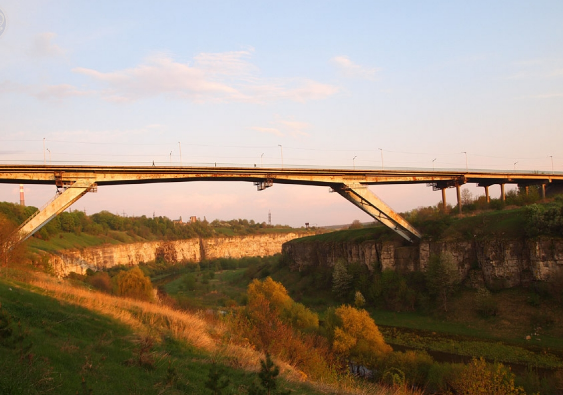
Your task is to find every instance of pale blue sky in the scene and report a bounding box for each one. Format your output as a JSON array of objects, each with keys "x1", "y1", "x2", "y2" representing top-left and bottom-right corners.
[{"x1": 1, "y1": 1, "x2": 562, "y2": 226}]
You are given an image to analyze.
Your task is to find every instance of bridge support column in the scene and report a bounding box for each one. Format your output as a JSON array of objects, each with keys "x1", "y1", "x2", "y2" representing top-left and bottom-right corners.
[
  {"x1": 484, "y1": 186, "x2": 490, "y2": 203},
  {"x1": 456, "y1": 185, "x2": 462, "y2": 214},
  {"x1": 14, "y1": 179, "x2": 96, "y2": 244},
  {"x1": 500, "y1": 184, "x2": 506, "y2": 201},
  {"x1": 441, "y1": 188, "x2": 447, "y2": 212},
  {"x1": 542, "y1": 184, "x2": 546, "y2": 199},
  {"x1": 525, "y1": 185, "x2": 529, "y2": 195},
  {"x1": 334, "y1": 183, "x2": 421, "y2": 242}
]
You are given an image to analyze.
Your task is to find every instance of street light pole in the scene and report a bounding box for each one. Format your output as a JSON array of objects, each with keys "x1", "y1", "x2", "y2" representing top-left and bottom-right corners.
[
  {"x1": 514, "y1": 161, "x2": 518, "y2": 171},
  {"x1": 550, "y1": 155, "x2": 554, "y2": 174},
  {"x1": 378, "y1": 148, "x2": 384, "y2": 170},
  {"x1": 432, "y1": 158, "x2": 436, "y2": 171},
  {"x1": 170, "y1": 151, "x2": 172, "y2": 165},
  {"x1": 462, "y1": 151, "x2": 468, "y2": 171},
  {"x1": 261, "y1": 153, "x2": 264, "y2": 167},
  {"x1": 278, "y1": 144, "x2": 283, "y2": 168},
  {"x1": 353, "y1": 156, "x2": 357, "y2": 170},
  {"x1": 43, "y1": 138, "x2": 46, "y2": 165},
  {"x1": 47, "y1": 148, "x2": 51, "y2": 164},
  {"x1": 178, "y1": 142, "x2": 182, "y2": 165}
]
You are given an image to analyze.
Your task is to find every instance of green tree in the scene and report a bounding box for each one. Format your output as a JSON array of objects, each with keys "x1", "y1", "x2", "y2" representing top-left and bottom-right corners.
[
  {"x1": 205, "y1": 361, "x2": 230, "y2": 395},
  {"x1": 248, "y1": 353, "x2": 291, "y2": 395},
  {"x1": 332, "y1": 259, "x2": 352, "y2": 300},
  {"x1": 425, "y1": 252, "x2": 460, "y2": 312},
  {"x1": 450, "y1": 358, "x2": 526, "y2": 395}
]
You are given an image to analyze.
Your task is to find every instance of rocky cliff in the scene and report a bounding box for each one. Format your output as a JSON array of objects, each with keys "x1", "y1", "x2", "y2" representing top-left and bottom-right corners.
[
  {"x1": 49, "y1": 232, "x2": 307, "y2": 276},
  {"x1": 282, "y1": 236, "x2": 563, "y2": 288}
]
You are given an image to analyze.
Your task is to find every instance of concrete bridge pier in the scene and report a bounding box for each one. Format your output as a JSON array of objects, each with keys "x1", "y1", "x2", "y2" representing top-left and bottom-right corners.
[
  {"x1": 456, "y1": 185, "x2": 462, "y2": 214},
  {"x1": 441, "y1": 188, "x2": 447, "y2": 212},
  {"x1": 500, "y1": 184, "x2": 506, "y2": 201},
  {"x1": 542, "y1": 184, "x2": 546, "y2": 199},
  {"x1": 484, "y1": 185, "x2": 490, "y2": 203}
]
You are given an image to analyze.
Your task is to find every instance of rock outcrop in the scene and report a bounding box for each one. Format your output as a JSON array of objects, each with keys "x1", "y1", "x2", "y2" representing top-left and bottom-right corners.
[
  {"x1": 282, "y1": 237, "x2": 563, "y2": 288},
  {"x1": 49, "y1": 232, "x2": 306, "y2": 276}
]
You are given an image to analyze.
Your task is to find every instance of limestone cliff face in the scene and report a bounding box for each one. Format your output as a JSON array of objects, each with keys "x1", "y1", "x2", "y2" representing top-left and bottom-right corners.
[
  {"x1": 50, "y1": 232, "x2": 306, "y2": 276},
  {"x1": 282, "y1": 237, "x2": 563, "y2": 288}
]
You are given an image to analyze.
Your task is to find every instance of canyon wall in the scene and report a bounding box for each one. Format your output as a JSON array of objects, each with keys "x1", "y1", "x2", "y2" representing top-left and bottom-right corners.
[
  {"x1": 49, "y1": 232, "x2": 306, "y2": 276},
  {"x1": 282, "y1": 237, "x2": 563, "y2": 288}
]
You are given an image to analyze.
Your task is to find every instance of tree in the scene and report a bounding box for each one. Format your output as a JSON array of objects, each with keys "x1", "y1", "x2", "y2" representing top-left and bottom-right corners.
[
  {"x1": 348, "y1": 220, "x2": 362, "y2": 230},
  {"x1": 247, "y1": 353, "x2": 291, "y2": 395},
  {"x1": 0, "y1": 214, "x2": 27, "y2": 268},
  {"x1": 425, "y1": 252, "x2": 460, "y2": 312},
  {"x1": 331, "y1": 305, "x2": 392, "y2": 367},
  {"x1": 461, "y1": 188, "x2": 473, "y2": 206},
  {"x1": 113, "y1": 267, "x2": 154, "y2": 301},
  {"x1": 354, "y1": 291, "x2": 365, "y2": 308},
  {"x1": 332, "y1": 259, "x2": 352, "y2": 300},
  {"x1": 205, "y1": 361, "x2": 230, "y2": 395},
  {"x1": 450, "y1": 358, "x2": 526, "y2": 395}
]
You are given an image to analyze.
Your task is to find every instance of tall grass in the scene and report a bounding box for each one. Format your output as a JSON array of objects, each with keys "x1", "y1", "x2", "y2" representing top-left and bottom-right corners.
[{"x1": 25, "y1": 273, "x2": 422, "y2": 395}]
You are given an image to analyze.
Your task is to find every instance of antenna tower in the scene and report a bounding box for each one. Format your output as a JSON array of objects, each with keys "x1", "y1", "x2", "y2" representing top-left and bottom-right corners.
[{"x1": 268, "y1": 210, "x2": 271, "y2": 226}]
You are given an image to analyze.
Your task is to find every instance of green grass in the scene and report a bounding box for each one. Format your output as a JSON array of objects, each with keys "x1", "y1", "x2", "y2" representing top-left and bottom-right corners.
[{"x1": 0, "y1": 277, "x2": 330, "y2": 395}]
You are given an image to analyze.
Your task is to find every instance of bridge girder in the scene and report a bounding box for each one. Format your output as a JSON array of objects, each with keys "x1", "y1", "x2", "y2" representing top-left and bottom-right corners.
[{"x1": 333, "y1": 183, "x2": 421, "y2": 242}]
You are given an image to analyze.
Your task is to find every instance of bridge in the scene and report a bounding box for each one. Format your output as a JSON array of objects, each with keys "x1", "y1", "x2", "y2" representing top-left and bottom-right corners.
[{"x1": 1, "y1": 164, "x2": 562, "y2": 244}]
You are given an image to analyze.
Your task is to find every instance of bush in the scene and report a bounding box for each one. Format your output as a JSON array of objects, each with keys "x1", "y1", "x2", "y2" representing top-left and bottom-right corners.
[
  {"x1": 113, "y1": 267, "x2": 154, "y2": 301},
  {"x1": 449, "y1": 358, "x2": 526, "y2": 395},
  {"x1": 475, "y1": 287, "x2": 498, "y2": 318}
]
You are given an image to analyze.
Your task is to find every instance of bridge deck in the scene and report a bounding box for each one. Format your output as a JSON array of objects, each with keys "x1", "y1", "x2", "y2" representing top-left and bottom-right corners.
[{"x1": 1, "y1": 164, "x2": 561, "y2": 187}]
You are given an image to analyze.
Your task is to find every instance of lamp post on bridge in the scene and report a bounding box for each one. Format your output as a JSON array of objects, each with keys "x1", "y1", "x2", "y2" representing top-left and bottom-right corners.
[
  {"x1": 514, "y1": 161, "x2": 518, "y2": 171},
  {"x1": 378, "y1": 148, "x2": 384, "y2": 170},
  {"x1": 278, "y1": 144, "x2": 283, "y2": 169},
  {"x1": 432, "y1": 158, "x2": 436, "y2": 171},
  {"x1": 353, "y1": 156, "x2": 357, "y2": 170},
  {"x1": 261, "y1": 153, "x2": 264, "y2": 167},
  {"x1": 462, "y1": 151, "x2": 468, "y2": 171},
  {"x1": 178, "y1": 142, "x2": 182, "y2": 166},
  {"x1": 47, "y1": 148, "x2": 51, "y2": 164},
  {"x1": 550, "y1": 155, "x2": 554, "y2": 174},
  {"x1": 170, "y1": 151, "x2": 172, "y2": 165}
]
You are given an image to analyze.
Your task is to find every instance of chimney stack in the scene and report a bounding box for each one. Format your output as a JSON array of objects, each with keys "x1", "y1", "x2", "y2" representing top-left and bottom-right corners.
[{"x1": 19, "y1": 184, "x2": 25, "y2": 206}]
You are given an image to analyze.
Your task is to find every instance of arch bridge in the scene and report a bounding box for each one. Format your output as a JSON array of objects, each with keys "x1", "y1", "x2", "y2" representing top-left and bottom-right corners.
[{"x1": 1, "y1": 164, "x2": 562, "y2": 244}]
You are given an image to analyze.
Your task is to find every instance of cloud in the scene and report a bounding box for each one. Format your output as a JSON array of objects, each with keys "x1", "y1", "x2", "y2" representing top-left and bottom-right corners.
[
  {"x1": 252, "y1": 117, "x2": 311, "y2": 138},
  {"x1": 252, "y1": 127, "x2": 283, "y2": 136},
  {"x1": 33, "y1": 84, "x2": 92, "y2": 100},
  {"x1": 331, "y1": 56, "x2": 380, "y2": 80},
  {"x1": 73, "y1": 51, "x2": 338, "y2": 103},
  {"x1": 29, "y1": 32, "x2": 65, "y2": 57}
]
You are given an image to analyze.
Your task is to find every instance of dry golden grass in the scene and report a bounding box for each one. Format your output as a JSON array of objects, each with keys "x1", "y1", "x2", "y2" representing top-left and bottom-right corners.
[{"x1": 25, "y1": 272, "x2": 421, "y2": 395}]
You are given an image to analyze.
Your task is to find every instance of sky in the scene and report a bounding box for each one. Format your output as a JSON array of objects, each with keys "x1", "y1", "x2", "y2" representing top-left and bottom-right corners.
[{"x1": 0, "y1": 1, "x2": 562, "y2": 227}]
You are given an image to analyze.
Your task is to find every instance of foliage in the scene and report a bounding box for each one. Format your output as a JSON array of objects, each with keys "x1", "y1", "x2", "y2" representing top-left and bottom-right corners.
[
  {"x1": 84, "y1": 271, "x2": 113, "y2": 293},
  {"x1": 370, "y1": 269, "x2": 416, "y2": 311},
  {"x1": 449, "y1": 357, "x2": 526, "y2": 395},
  {"x1": 525, "y1": 200, "x2": 563, "y2": 237},
  {"x1": 425, "y1": 252, "x2": 460, "y2": 312},
  {"x1": 113, "y1": 267, "x2": 154, "y2": 301},
  {"x1": 354, "y1": 291, "x2": 365, "y2": 308},
  {"x1": 381, "y1": 350, "x2": 434, "y2": 388},
  {"x1": 0, "y1": 214, "x2": 27, "y2": 268},
  {"x1": 475, "y1": 287, "x2": 498, "y2": 317},
  {"x1": 332, "y1": 259, "x2": 352, "y2": 300},
  {"x1": 205, "y1": 361, "x2": 230, "y2": 395},
  {"x1": 248, "y1": 353, "x2": 291, "y2": 395},
  {"x1": 331, "y1": 305, "x2": 392, "y2": 367}
]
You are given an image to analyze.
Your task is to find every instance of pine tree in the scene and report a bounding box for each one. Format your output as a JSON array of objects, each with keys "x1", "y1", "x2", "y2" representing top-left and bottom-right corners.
[{"x1": 205, "y1": 361, "x2": 230, "y2": 395}]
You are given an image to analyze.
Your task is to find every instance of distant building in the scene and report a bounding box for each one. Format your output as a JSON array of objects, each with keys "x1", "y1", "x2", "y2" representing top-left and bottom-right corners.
[
  {"x1": 173, "y1": 216, "x2": 183, "y2": 225},
  {"x1": 189, "y1": 216, "x2": 197, "y2": 223}
]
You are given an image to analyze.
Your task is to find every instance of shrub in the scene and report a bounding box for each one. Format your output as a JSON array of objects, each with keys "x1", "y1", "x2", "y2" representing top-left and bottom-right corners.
[
  {"x1": 331, "y1": 305, "x2": 392, "y2": 367},
  {"x1": 113, "y1": 267, "x2": 154, "y2": 301},
  {"x1": 449, "y1": 357, "x2": 526, "y2": 395},
  {"x1": 85, "y1": 271, "x2": 113, "y2": 293},
  {"x1": 475, "y1": 287, "x2": 498, "y2": 317}
]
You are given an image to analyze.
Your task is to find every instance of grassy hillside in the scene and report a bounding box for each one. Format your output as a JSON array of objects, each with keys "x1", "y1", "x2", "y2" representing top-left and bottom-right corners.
[{"x1": 0, "y1": 274, "x2": 342, "y2": 395}]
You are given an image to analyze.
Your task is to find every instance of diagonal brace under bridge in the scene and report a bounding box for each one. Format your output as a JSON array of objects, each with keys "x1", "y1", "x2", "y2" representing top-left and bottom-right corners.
[
  {"x1": 334, "y1": 183, "x2": 421, "y2": 242},
  {"x1": 14, "y1": 179, "x2": 97, "y2": 244}
]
